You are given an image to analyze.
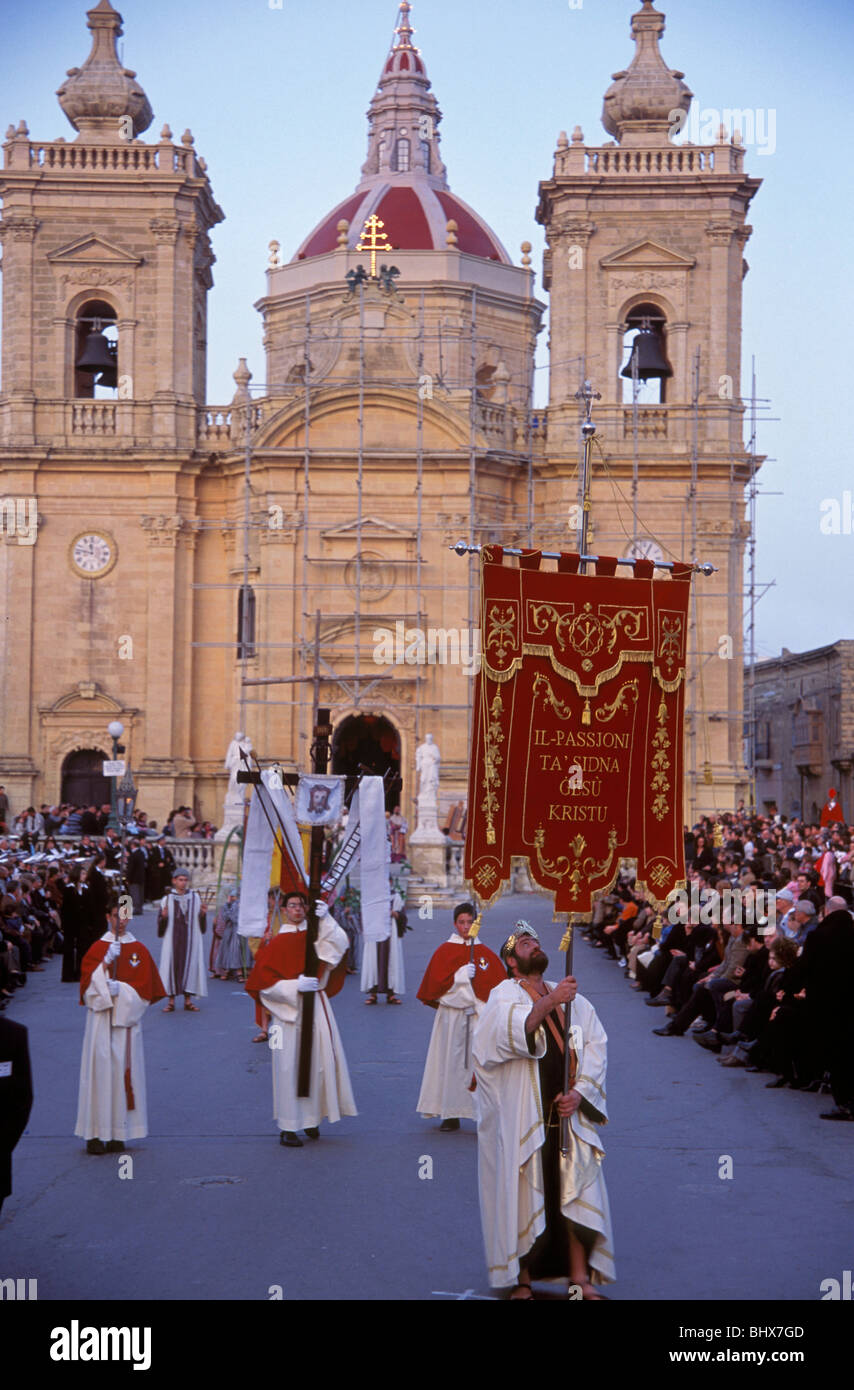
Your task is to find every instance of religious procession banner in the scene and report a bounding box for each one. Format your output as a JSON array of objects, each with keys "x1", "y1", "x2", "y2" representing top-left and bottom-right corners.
[{"x1": 465, "y1": 546, "x2": 692, "y2": 916}]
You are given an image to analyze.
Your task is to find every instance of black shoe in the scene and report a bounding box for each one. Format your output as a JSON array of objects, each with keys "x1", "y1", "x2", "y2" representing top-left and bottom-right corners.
[
  {"x1": 105, "y1": 1140, "x2": 125, "y2": 1153},
  {"x1": 819, "y1": 1107, "x2": 854, "y2": 1122},
  {"x1": 719, "y1": 1031, "x2": 744, "y2": 1045},
  {"x1": 652, "y1": 1024, "x2": 683, "y2": 1036},
  {"x1": 304, "y1": 1127, "x2": 320, "y2": 1140},
  {"x1": 789, "y1": 1078, "x2": 822, "y2": 1093},
  {"x1": 693, "y1": 1030, "x2": 722, "y2": 1053},
  {"x1": 280, "y1": 1131, "x2": 303, "y2": 1147},
  {"x1": 439, "y1": 1118, "x2": 460, "y2": 1132},
  {"x1": 646, "y1": 993, "x2": 671, "y2": 1007},
  {"x1": 86, "y1": 1139, "x2": 107, "y2": 1155},
  {"x1": 765, "y1": 1076, "x2": 788, "y2": 1088},
  {"x1": 719, "y1": 1052, "x2": 748, "y2": 1068}
]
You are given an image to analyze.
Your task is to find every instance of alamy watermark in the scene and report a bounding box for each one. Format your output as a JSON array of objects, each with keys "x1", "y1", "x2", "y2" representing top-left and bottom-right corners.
[
  {"x1": 669, "y1": 100, "x2": 776, "y2": 156},
  {"x1": 373, "y1": 622, "x2": 481, "y2": 677}
]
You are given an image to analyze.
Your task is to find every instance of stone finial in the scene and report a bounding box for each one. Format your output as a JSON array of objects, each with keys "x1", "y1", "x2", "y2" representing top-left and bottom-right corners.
[
  {"x1": 160, "y1": 123, "x2": 173, "y2": 141},
  {"x1": 601, "y1": 0, "x2": 692, "y2": 146},
  {"x1": 16, "y1": 120, "x2": 29, "y2": 137},
  {"x1": 5, "y1": 125, "x2": 15, "y2": 141},
  {"x1": 57, "y1": 0, "x2": 154, "y2": 142},
  {"x1": 556, "y1": 130, "x2": 569, "y2": 149},
  {"x1": 181, "y1": 129, "x2": 194, "y2": 146},
  {"x1": 336, "y1": 219, "x2": 350, "y2": 248},
  {"x1": 232, "y1": 358, "x2": 252, "y2": 402},
  {"x1": 268, "y1": 240, "x2": 281, "y2": 268},
  {"x1": 446, "y1": 219, "x2": 458, "y2": 247},
  {"x1": 571, "y1": 125, "x2": 585, "y2": 144},
  {"x1": 520, "y1": 241, "x2": 532, "y2": 268}
]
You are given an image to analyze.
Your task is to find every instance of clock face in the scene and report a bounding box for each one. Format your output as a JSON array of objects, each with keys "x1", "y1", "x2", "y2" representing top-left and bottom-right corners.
[
  {"x1": 629, "y1": 539, "x2": 665, "y2": 567},
  {"x1": 69, "y1": 531, "x2": 116, "y2": 579}
]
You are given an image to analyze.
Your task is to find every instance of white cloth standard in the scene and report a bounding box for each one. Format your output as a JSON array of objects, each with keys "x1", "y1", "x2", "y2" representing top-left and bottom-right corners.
[
  {"x1": 359, "y1": 778, "x2": 392, "y2": 944},
  {"x1": 473, "y1": 979, "x2": 615, "y2": 1289},
  {"x1": 238, "y1": 768, "x2": 307, "y2": 938},
  {"x1": 417, "y1": 933, "x2": 481, "y2": 1121},
  {"x1": 360, "y1": 888, "x2": 405, "y2": 995},
  {"x1": 158, "y1": 890, "x2": 208, "y2": 998},
  {"x1": 260, "y1": 913, "x2": 357, "y2": 1133},
  {"x1": 74, "y1": 932, "x2": 150, "y2": 1143}
]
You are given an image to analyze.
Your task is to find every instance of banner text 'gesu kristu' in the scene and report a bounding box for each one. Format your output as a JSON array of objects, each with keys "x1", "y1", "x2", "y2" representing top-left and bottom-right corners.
[{"x1": 465, "y1": 546, "x2": 692, "y2": 915}]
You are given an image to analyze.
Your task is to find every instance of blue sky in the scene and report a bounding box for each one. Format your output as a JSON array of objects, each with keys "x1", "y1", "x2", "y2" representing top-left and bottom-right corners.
[{"x1": 2, "y1": 0, "x2": 853, "y2": 659}]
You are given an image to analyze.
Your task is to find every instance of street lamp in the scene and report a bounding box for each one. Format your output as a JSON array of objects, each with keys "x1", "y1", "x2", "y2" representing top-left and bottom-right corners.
[{"x1": 106, "y1": 719, "x2": 125, "y2": 831}]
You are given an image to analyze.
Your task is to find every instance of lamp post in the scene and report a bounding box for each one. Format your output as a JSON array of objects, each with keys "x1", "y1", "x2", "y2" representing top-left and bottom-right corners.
[
  {"x1": 106, "y1": 720, "x2": 125, "y2": 831},
  {"x1": 116, "y1": 764, "x2": 138, "y2": 892}
]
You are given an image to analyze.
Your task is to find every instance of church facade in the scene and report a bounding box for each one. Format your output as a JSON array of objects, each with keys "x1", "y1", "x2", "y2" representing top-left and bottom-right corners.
[{"x1": 0, "y1": 0, "x2": 759, "y2": 840}]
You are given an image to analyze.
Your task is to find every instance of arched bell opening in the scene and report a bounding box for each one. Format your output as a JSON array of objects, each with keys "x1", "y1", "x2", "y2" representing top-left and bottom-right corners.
[
  {"x1": 74, "y1": 298, "x2": 118, "y2": 399},
  {"x1": 620, "y1": 301, "x2": 672, "y2": 405}
]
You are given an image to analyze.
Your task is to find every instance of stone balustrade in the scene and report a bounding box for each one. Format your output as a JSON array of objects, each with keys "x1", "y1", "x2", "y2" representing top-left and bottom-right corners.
[
  {"x1": 555, "y1": 144, "x2": 744, "y2": 179},
  {"x1": 10, "y1": 141, "x2": 200, "y2": 177}
]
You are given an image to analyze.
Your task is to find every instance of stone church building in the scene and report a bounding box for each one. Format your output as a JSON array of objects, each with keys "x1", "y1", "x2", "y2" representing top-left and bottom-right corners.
[{"x1": 0, "y1": 0, "x2": 760, "y2": 840}]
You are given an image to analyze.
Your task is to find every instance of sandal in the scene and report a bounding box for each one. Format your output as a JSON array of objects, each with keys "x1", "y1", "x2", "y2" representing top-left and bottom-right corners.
[
  {"x1": 253, "y1": 1031, "x2": 269, "y2": 1043},
  {"x1": 365, "y1": 994, "x2": 378, "y2": 1005},
  {"x1": 162, "y1": 1002, "x2": 175, "y2": 1013},
  {"x1": 579, "y1": 1281, "x2": 608, "y2": 1301},
  {"x1": 509, "y1": 1284, "x2": 535, "y2": 1300},
  {"x1": 184, "y1": 1001, "x2": 200, "y2": 1012},
  {"x1": 387, "y1": 993, "x2": 402, "y2": 1005}
]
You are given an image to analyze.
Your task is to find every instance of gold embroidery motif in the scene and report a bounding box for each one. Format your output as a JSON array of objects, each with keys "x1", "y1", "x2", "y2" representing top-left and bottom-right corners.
[
  {"x1": 595, "y1": 680, "x2": 639, "y2": 723},
  {"x1": 532, "y1": 672, "x2": 573, "y2": 721},
  {"x1": 650, "y1": 691, "x2": 671, "y2": 822},
  {"x1": 486, "y1": 603, "x2": 518, "y2": 661},
  {"x1": 480, "y1": 691, "x2": 505, "y2": 844},
  {"x1": 533, "y1": 827, "x2": 618, "y2": 896}
]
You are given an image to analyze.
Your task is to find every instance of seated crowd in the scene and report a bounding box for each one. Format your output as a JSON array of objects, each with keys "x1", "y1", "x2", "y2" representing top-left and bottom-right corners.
[{"x1": 584, "y1": 807, "x2": 854, "y2": 1123}]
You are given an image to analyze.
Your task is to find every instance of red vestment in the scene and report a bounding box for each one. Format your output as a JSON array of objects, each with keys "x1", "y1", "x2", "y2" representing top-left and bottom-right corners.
[{"x1": 417, "y1": 940, "x2": 506, "y2": 1008}]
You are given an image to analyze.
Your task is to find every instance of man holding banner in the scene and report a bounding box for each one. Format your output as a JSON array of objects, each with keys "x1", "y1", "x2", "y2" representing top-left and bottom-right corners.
[
  {"x1": 473, "y1": 921, "x2": 614, "y2": 1299},
  {"x1": 245, "y1": 894, "x2": 356, "y2": 1148}
]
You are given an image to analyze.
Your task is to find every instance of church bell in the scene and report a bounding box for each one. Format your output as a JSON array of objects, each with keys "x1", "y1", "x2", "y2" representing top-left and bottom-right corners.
[
  {"x1": 621, "y1": 320, "x2": 672, "y2": 381},
  {"x1": 76, "y1": 327, "x2": 118, "y2": 386}
]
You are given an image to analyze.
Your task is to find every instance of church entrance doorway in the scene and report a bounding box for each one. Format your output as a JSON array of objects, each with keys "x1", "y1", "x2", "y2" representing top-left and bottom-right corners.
[
  {"x1": 332, "y1": 714, "x2": 401, "y2": 812},
  {"x1": 61, "y1": 748, "x2": 112, "y2": 808}
]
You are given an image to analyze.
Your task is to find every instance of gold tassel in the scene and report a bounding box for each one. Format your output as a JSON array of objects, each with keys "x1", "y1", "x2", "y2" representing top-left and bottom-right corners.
[
  {"x1": 582, "y1": 699, "x2": 591, "y2": 726},
  {"x1": 486, "y1": 828, "x2": 496, "y2": 845},
  {"x1": 559, "y1": 927, "x2": 573, "y2": 952}
]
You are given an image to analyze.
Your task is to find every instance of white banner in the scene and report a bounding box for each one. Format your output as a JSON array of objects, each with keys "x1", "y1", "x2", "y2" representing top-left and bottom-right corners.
[
  {"x1": 238, "y1": 769, "x2": 308, "y2": 938},
  {"x1": 295, "y1": 775, "x2": 344, "y2": 826},
  {"x1": 359, "y1": 776, "x2": 391, "y2": 943}
]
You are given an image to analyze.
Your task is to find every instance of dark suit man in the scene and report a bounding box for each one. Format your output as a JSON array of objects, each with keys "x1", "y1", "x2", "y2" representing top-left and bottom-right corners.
[
  {"x1": 126, "y1": 838, "x2": 148, "y2": 916},
  {"x1": 0, "y1": 1016, "x2": 33, "y2": 1214},
  {"x1": 790, "y1": 907, "x2": 854, "y2": 1120}
]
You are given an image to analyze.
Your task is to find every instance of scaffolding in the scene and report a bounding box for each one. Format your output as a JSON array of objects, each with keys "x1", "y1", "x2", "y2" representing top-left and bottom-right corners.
[{"x1": 190, "y1": 277, "x2": 774, "y2": 824}]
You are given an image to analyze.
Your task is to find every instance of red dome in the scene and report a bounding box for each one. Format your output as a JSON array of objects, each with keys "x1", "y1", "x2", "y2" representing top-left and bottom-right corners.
[{"x1": 296, "y1": 177, "x2": 510, "y2": 264}]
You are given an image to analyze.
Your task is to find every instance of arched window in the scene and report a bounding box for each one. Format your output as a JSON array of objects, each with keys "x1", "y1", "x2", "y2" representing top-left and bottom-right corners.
[
  {"x1": 393, "y1": 138, "x2": 410, "y2": 172},
  {"x1": 74, "y1": 299, "x2": 118, "y2": 399},
  {"x1": 377, "y1": 134, "x2": 388, "y2": 168},
  {"x1": 620, "y1": 302, "x2": 671, "y2": 405},
  {"x1": 420, "y1": 139, "x2": 430, "y2": 173},
  {"x1": 237, "y1": 584, "x2": 256, "y2": 660}
]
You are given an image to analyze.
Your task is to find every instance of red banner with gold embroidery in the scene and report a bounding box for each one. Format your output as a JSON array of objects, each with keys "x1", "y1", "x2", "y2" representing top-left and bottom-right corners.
[{"x1": 465, "y1": 546, "x2": 692, "y2": 916}]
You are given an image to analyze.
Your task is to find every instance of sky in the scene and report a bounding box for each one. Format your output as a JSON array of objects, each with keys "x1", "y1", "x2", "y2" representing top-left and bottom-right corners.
[{"x1": 1, "y1": 0, "x2": 853, "y2": 660}]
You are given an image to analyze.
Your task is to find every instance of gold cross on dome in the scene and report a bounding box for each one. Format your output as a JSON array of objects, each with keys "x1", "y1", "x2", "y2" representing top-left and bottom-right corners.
[{"x1": 356, "y1": 214, "x2": 393, "y2": 279}]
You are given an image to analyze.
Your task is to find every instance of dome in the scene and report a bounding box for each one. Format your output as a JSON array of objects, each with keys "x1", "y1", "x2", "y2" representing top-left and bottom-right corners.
[
  {"x1": 297, "y1": 178, "x2": 510, "y2": 263},
  {"x1": 293, "y1": 3, "x2": 510, "y2": 266}
]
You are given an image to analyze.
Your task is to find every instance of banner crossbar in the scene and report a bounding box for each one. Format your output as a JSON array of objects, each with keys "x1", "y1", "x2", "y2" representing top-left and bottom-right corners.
[{"x1": 450, "y1": 540, "x2": 716, "y2": 576}]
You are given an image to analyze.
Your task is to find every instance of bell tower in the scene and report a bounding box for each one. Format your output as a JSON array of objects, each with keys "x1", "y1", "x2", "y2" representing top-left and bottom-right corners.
[
  {"x1": 0, "y1": 0, "x2": 224, "y2": 817},
  {"x1": 536, "y1": 0, "x2": 762, "y2": 817},
  {"x1": 0, "y1": 0, "x2": 223, "y2": 448}
]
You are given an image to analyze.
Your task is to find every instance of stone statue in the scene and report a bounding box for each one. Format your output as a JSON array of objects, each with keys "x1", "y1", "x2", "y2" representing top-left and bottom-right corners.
[
  {"x1": 415, "y1": 733, "x2": 440, "y2": 798},
  {"x1": 223, "y1": 731, "x2": 253, "y2": 820}
]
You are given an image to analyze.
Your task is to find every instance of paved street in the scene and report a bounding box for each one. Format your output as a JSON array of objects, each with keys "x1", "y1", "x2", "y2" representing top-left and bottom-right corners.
[{"x1": 2, "y1": 893, "x2": 851, "y2": 1301}]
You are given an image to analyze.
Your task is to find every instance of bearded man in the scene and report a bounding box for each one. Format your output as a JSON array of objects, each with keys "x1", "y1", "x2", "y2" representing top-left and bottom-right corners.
[{"x1": 472, "y1": 921, "x2": 615, "y2": 1300}]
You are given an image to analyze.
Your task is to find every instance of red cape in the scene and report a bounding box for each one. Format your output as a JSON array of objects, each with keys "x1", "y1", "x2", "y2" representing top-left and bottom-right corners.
[
  {"x1": 79, "y1": 938, "x2": 166, "y2": 1005},
  {"x1": 417, "y1": 940, "x2": 506, "y2": 1007},
  {"x1": 245, "y1": 930, "x2": 347, "y2": 1003},
  {"x1": 820, "y1": 801, "x2": 845, "y2": 826}
]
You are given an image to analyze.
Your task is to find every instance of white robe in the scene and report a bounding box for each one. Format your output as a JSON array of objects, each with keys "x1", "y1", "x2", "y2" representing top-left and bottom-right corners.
[
  {"x1": 360, "y1": 891, "x2": 405, "y2": 995},
  {"x1": 158, "y1": 891, "x2": 208, "y2": 998},
  {"x1": 74, "y1": 932, "x2": 151, "y2": 1143},
  {"x1": 417, "y1": 933, "x2": 480, "y2": 1120},
  {"x1": 473, "y1": 979, "x2": 615, "y2": 1289},
  {"x1": 261, "y1": 914, "x2": 357, "y2": 1133}
]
